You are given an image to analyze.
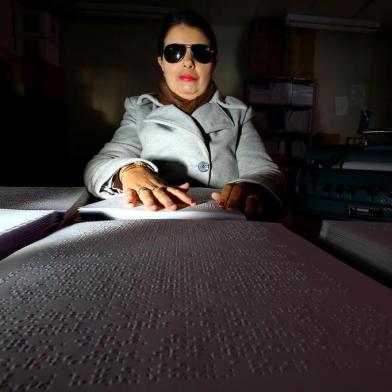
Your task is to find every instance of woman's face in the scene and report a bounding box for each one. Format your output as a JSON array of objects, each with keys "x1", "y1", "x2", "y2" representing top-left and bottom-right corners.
[{"x1": 158, "y1": 24, "x2": 215, "y2": 100}]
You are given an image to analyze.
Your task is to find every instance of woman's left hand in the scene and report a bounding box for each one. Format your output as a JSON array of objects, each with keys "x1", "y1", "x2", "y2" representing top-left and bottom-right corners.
[{"x1": 211, "y1": 182, "x2": 265, "y2": 220}]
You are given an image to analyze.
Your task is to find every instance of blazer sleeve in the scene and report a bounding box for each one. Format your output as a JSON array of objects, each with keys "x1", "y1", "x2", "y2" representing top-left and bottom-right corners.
[
  {"x1": 84, "y1": 97, "x2": 158, "y2": 199},
  {"x1": 231, "y1": 106, "x2": 286, "y2": 207}
]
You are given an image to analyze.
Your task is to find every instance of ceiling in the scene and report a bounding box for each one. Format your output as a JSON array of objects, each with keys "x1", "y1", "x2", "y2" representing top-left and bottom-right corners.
[{"x1": 20, "y1": 0, "x2": 392, "y2": 31}]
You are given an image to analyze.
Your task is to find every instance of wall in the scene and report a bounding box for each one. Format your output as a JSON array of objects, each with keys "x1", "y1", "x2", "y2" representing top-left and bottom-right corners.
[
  {"x1": 61, "y1": 16, "x2": 161, "y2": 181},
  {"x1": 313, "y1": 30, "x2": 392, "y2": 143},
  {"x1": 212, "y1": 24, "x2": 248, "y2": 98},
  {"x1": 369, "y1": 35, "x2": 392, "y2": 129}
]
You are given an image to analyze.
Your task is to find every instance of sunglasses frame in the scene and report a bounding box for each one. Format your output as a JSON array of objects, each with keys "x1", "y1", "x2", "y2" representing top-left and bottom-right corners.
[{"x1": 162, "y1": 44, "x2": 215, "y2": 64}]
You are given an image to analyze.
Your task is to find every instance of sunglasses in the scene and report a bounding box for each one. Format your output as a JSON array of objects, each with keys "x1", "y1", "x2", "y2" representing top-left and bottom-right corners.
[{"x1": 162, "y1": 44, "x2": 215, "y2": 64}]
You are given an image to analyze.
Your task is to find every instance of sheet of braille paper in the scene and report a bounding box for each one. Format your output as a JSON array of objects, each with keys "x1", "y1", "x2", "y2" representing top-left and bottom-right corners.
[{"x1": 0, "y1": 220, "x2": 391, "y2": 391}]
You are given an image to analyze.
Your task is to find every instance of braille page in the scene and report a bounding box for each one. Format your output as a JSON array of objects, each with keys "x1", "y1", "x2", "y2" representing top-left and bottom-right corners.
[
  {"x1": 0, "y1": 209, "x2": 60, "y2": 259},
  {"x1": 79, "y1": 187, "x2": 245, "y2": 220},
  {"x1": 320, "y1": 220, "x2": 392, "y2": 277},
  {"x1": 0, "y1": 187, "x2": 89, "y2": 257},
  {"x1": 0, "y1": 186, "x2": 89, "y2": 212},
  {"x1": 0, "y1": 220, "x2": 391, "y2": 391}
]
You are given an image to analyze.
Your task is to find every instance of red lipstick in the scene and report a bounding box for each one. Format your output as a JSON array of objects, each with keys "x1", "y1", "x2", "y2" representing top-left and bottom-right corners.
[{"x1": 179, "y1": 74, "x2": 198, "y2": 81}]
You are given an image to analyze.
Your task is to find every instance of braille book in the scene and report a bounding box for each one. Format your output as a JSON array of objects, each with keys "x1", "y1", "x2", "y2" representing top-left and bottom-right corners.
[
  {"x1": 0, "y1": 187, "x2": 89, "y2": 259},
  {"x1": 1, "y1": 220, "x2": 391, "y2": 390},
  {"x1": 0, "y1": 186, "x2": 89, "y2": 223},
  {"x1": 0, "y1": 209, "x2": 60, "y2": 259}
]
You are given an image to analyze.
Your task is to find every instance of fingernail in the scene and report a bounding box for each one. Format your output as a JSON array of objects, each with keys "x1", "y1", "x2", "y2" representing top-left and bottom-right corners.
[
  {"x1": 219, "y1": 201, "x2": 224, "y2": 207},
  {"x1": 190, "y1": 200, "x2": 197, "y2": 205}
]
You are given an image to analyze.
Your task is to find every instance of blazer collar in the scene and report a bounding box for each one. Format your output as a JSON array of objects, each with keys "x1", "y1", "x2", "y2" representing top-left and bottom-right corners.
[{"x1": 139, "y1": 90, "x2": 239, "y2": 134}]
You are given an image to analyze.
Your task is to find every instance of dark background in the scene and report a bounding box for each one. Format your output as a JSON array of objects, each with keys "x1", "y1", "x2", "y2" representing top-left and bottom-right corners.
[{"x1": 1, "y1": 0, "x2": 391, "y2": 186}]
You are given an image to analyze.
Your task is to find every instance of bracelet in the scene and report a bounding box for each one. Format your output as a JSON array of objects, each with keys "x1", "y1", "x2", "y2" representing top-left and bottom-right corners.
[{"x1": 119, "y1": 161, "x2": 152, "y2": 184}]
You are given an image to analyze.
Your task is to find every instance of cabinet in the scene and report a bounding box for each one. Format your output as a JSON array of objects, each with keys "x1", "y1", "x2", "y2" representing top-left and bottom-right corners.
[{"x1": 245, "y1": 77, "x2": 317, "y2": 167}]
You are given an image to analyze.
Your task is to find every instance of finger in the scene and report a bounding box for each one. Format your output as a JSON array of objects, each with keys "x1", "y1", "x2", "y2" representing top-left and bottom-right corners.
[
  {"x1": 217, "y1": 184, "x2": 233, "y2": 208},
  {"x1": 176, "y1": 182, "x2": 190, "y2": 191},
  {"x1": 166, "y1": 186, "x2": 196, "y2": 206},
  {"x1": 226, "y1": 184, "x2": 243, "y2": 210},
  {"x1": 151, "y1": 187, "x2": 179, "y2": 211},
  {"x1": 137, "y1": 188, "x2": 159, "y2": 211},
  {"x1": 245, "y1": 195, "x2": 259, "y2": 220},
  {"x1": 211, "y1": 192, "x2": 222, "y2": 208},
  {"x1": 257, "y1": 202, "x2": 264, "y2": 218},
  {"x1": 124, "y1": 188, "x2": 139, "y2": 206},
  {"x1": 211, "y1": 191, "x2": 220, "y2": 201}
]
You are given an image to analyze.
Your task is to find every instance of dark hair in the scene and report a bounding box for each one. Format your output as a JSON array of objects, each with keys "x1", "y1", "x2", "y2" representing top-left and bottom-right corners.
[{"x1": 157, "y1": 10, "x2": 218, "y2": 57}]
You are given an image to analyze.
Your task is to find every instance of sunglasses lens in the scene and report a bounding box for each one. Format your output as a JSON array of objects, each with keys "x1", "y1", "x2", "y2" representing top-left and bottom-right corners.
[
  {"x1": 163, "y1": 44, "x2": 214, "y2": 64},
  {"x1": 191, "y1": 45, "x2": 214, "y2": 63},
  {"x1": 163, "y1": 44, "x2": 185, "y2": 63}
]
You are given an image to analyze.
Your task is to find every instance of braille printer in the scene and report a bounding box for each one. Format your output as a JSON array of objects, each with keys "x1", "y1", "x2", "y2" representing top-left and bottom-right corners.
[{"x1": 296, "y1": 145, "x2": 392, "y2": 221}]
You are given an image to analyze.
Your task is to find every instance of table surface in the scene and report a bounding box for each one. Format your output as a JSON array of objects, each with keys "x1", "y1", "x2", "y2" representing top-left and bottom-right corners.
[{"x1": 0, "y1": 220, "x2": 391, "y2": 391}]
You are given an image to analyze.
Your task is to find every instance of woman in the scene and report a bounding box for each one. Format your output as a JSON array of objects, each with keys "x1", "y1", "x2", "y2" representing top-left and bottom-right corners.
[{"x1": 84, "y1": 10, "x2": 285, "y2": 220}]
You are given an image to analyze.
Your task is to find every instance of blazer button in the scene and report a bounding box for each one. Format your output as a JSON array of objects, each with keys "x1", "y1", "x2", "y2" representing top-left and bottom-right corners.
[{"x1": 198, "y1": 161, "x2": 210, "y2": 172}]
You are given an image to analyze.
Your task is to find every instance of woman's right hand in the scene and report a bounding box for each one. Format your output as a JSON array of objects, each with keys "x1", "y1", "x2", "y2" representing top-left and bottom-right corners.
[{"x1": 119, "y1": 164, "x2": 195, "y2": 211}]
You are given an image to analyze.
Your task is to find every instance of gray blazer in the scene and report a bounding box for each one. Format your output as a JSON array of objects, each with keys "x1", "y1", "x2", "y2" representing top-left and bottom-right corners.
[{"x1": 84, "y1": 90, "x2": 285, "y2": 204}]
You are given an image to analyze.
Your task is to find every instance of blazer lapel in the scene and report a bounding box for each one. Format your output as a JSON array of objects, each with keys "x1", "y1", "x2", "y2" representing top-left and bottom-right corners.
[
  {"x1": 192, "y1": 102, "x2": 235, "y2": 134},
  {"x1": 141, "y1": 90, "x2": 235, "y2": 137},
  {"x1": 143, "y1": 105, "x2": 205, "y2": 141}
]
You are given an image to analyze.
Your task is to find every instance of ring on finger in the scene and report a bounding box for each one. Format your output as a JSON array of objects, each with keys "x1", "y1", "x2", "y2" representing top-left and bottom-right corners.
[
  {"x1": 152, "y1": 186, "x2": 166, "y2": 192},
  {"x1": 137, "y1": 186, "x2": 152, "y2": 196}
]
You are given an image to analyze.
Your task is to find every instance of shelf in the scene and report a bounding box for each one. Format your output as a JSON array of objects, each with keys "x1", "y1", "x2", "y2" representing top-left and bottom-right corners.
[{"x1": 246, "y1": 78, "x2": 317, "y2": 110}]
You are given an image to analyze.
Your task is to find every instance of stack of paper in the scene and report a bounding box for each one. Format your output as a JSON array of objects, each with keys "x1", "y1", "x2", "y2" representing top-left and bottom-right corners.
[
  {"x1": 0, "y1": 209, "x2": 60, "y2": 259},
  {"x1": 0, "y1": 186, "x2": 89, "y2": 259},
  {"x1": 79, "y1": 187, "x2": 245, "y2": 220},
  {"x1": 0, "y1": 186, "x2": 89, "y2": 223},
  {"x1": 320, "y1": 220, "x2": 392, "y2": 278},
  {"x1": 0, "y1": 220, "x2": 391, "y2": 390}
]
